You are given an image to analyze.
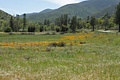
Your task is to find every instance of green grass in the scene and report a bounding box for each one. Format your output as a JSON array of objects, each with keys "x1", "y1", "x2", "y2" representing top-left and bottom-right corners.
[
  {"x1": 0, "y1": 32, "x2": 120, "y2": 80},
  {"x1": 0, "y1": 33, "x2": 62, "y2": 42}
]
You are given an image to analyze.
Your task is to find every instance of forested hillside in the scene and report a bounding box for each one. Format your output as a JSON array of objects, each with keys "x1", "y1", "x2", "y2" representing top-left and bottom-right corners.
[
  {"x1": 27, "y1": 0, "x2": 120, "y2": 22},
  {"x1": 93, "y1": 5, "x2": 116, "y2": 17},
  {"x1": 0, "y1": 10, "x2": 11, "y2": 31},
  {"x1": 0, "y1": 10, "x2": 11, "y2": 20}
]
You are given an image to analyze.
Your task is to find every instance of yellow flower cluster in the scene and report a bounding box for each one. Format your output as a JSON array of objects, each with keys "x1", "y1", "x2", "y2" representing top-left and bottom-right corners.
[
  {"x1": 61, "y1": 36, "x2": 76, "y2": 40},
  {"x1": 0, "y1": 33, "x2": 95, "y2": 48},
  {"x1": 0, "y1": 42, "x2": 50, "y2": 48},
  {"x1": 61, "y1": 33, "x2": 93, "y2": 41}
]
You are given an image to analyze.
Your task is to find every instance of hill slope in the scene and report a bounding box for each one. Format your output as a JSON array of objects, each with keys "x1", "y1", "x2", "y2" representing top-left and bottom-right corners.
[
  {"x1": 0, "y1": 9, "x2": 11, "y2": 21},
  {"x1": 93, "y1": 5, "x2": 117, "y2": 17},
  {"x1": 40, "y1": 9, "x2": 53, "y2": 14},
  {"x1": 27, "y1": 0, "x2": 120, "y2": 22}
]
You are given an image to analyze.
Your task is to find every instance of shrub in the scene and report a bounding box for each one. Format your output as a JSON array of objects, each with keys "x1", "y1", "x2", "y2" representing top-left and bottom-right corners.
[
  {"x1": 80, "y1": 42, "x2": 86, "y2": 44},
  {"x1": 58, "y1": 42, "x2": 66, "y2": 47},
  {"x1": 60, "y1": 32, "x2": 64, "y2": 35},
  {"x1": 48, "y1": 42, "x2": 66, "y2": 47},
  {"x1": 4, "y1": 27, "x2": 12, "y2": 32},
  {"x1": 56, "y1": 27, "x2": 60, "y2": 32},
  {"x1": 40, "y1": 26, "x2": 44, "y2": 32},
  {"x1": 45, "y1": 32, "x2": 50, "y2": 35},
  {"x1": 52, "y1": 32, "x2": 56, "y2": 35},
  {"x1": 46, "y1": 47, "x2": 51, "y2": 52},
  {"x1": 28, "y1": 26, "x2": 35, "y2": 32},
  {"x1": 48, "y1": 42, "x2": 58, "y2": 47},
  {"x1": 9, "y1": 32, "x2": 15, "y2": 35}
]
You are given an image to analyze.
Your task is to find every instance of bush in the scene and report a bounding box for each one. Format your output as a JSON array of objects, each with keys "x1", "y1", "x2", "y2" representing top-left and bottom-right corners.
[
  {"x1": 4, "y1": 27, "x2": 12, "y2": 32},
  {"x1": 80, "y1": 42, "x2": 86, "y2": 44},
  {"x1": 52, "y1": 32, "x2": 56, "y2": 35},
  {"x1": 61, "y1": 25, "x2": 69, "y2": 32},
  {"x1": 21, "y1": 32, "x2": 35, "y2": 35},
  {"x1": 9, "y1": 32, "x2": 15, "y2": 35},
  {"x1": 48, "y1": 42, "x2": 66, "y2": 47},
  {"x1": 48, "y1": 42, "x2": 58, "y2": 47},
  {"x1": 60, "y1": 32, "x2": 64, "y2": 35},
  {"x1": 56, "y1": 27, "x2": 60, "y2": 32},
  {"x1": 58, "y1": 42, "x2": 66, "y2": 47},
  {"x1": 28, "y1": 26, "x2": 35, "y2": 32},
  {"x1": 45, "y1": 32, "x2": 50, "y2": 35},
  {"x1": 40, "y1": 26, "x2": 44, "y2": 32}
]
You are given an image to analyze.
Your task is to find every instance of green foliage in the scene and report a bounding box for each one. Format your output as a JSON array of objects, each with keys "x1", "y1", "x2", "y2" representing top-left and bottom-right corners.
[
  {"x1": 0, "y1": 33, "x2": 120, "y2": 79},
  {"x1": 90, "y1": 16, "x2": 96, "y2": 31},
  {"x1": 55, "y1": 14, "x2": 69, "y2": 32},
  {"x1": 60, "y1": 25, "x2": 69, "y2": 32},
  {"x1": 70, "y1": 16, "x2": 77, "y2": 32},
  {"x1": 48, "y1": 42, "x2": 66, "y2": 47},
  {"x1": 28, "y1": 26, "x2": 35, "y2": 32},
  {"x1": 55, "y1": 26, "x2": 60, "y2": 32},
  {"x1": 9, "y1": 18, "x2": 13, "y2": 32},
  {"x1": 115, "y1": 2, "x2": 120, "y2": 32},
  {"x1": 0, "y1": 10, "x2": 11, "y2": 21},
  {"x1": 50, "y1": 23, "x2": 55, "y2": 31},
  {"x1": 108, "y1": 17, "x2": 115, "y2": 29},
  {"x1": 26, "y1": 0, "x2": 120, "y2": 22},
  {"x1": 39, "y1": 26, "x2": 44, "y2": 32},
  {"x1": 4, "y1": 27, "x2": 12, "y2": 32},
  {"x1": 23, "y1": 13, "x2": 26, "y2": 32},
  {"x1": 1, "y1": 0, "x2": 120, "y2": 32},
  {"x1": 44, "y1": 19, "x2": 50, "y2": 26},
  {"x1": 102, "y1": 13, "x2": 110, "y2": 30}
]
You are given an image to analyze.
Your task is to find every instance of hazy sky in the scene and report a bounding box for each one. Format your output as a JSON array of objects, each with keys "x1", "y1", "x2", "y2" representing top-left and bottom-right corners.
[{"x1": 0, "y1": 0, "x2": 86, "y2": 15}]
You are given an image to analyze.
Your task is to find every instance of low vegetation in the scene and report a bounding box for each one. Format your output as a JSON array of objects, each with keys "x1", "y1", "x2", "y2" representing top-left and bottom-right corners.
[
  {"x1": 0, "y1": 32, "x2": 120, "y2": 80},
  {"x1": 0, "y1": 1, "x2": 120, "y2": 80}
]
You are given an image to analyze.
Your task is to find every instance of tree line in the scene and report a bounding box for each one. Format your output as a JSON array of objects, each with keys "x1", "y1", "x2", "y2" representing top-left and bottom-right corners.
[{"x1": 1, "y1": 2, "x2": 120, "y2": 33}]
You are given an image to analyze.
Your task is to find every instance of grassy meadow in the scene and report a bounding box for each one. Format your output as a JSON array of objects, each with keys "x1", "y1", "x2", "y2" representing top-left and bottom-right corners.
[{"x1": 0, "y1": 32, "x2": 120, "y2": 80}]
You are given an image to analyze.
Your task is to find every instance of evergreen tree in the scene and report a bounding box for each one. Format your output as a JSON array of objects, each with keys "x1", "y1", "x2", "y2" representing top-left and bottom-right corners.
[
  {"x1": 90, "y1": 16, "x2": 96, "y2": 31},
  {"x1": 55, "y1": 14, "x2": 69, "y2": 32},
  {"x1": 70, "y1": 16, "x2": 77, "y2": 33},
  {"x1": 10, "y1": 16, "x2": 14, "y2": 32},
  {"x1": 115, "y1": 2, "x2": 120, "y2": 32},
  {"x1": 40, "y1": 25, "x2": 44, "y2": 32},
  {"x1": 44, "y1": 19, "x2": 47, "y2": 25},
  {"x1": 23, "y1": 13, "x2": 26, "y2": 32},
  {"x1": 64, "y1": 14, "x2": 68, "y2": 26},
  {"x1": 86, "y1": 16, "x2": 90, "y2": 23},
  {"x1": 28, "y1": 26, "x2": 35, "y2": 32},
  {"x1": 77, "y1": 18, "x2": 82, "y2": 29},
  {"x1": 47, "y1": 19, "x2": 50, "y2": 26},
  {"x1": 103, "y1": 12, "x2": 110, "y2": 30},
  {"x1": 16, "y1": 14, "x2": 20, "y2": 32}
]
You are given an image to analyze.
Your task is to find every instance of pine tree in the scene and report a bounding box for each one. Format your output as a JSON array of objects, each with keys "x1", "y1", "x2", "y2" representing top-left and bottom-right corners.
[
  {"x1": 103, "y1": 12, "x2": 110, "y2": 31},
  {"x1": 23, "y1": 13, "x2": 26, "y2": 32},
  {"x1": 70, "y1": 16, "x2": 77, "y2": 33},
  {"x1": 115, "y1": 2, "x2": 120, "y2": 32},
  {"x1": 16, "y1": 14, "x2": 19, "y2": 32},
  {"x1": 10, "y1": 16, "x2": 14, "y2": 32},
  {"x1": 90, "y1": 16, "x2": 96, "y2": 31},
  {"x1": 44, "y1": 19, "x2": 47, "y2": 25}
]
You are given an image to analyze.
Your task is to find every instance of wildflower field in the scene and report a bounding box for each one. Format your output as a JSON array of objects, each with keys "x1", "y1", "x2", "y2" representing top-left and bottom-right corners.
[{"x1": 0, "y1": 32, "x2": 120, "y2": 80}]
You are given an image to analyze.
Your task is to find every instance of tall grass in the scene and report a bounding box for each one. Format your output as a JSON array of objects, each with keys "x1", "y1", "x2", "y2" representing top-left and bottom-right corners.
[{"x1": 0, "y1": 32, "x2": 120, "y2": 80}]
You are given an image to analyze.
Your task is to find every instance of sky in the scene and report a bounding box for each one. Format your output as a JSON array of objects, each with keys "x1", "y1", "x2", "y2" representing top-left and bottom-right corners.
[{"x1": 0, "y1": 0, "x2": 86, "y2": 15}]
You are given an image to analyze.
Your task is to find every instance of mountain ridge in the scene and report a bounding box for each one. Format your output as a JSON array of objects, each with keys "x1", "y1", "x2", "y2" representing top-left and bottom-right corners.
[
  {"x1": 40, "y1": 9, "x2": 53, "y2": 14},
  {"x1": 26, "y1": 0, "x2": 120, "y2": 22}
]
